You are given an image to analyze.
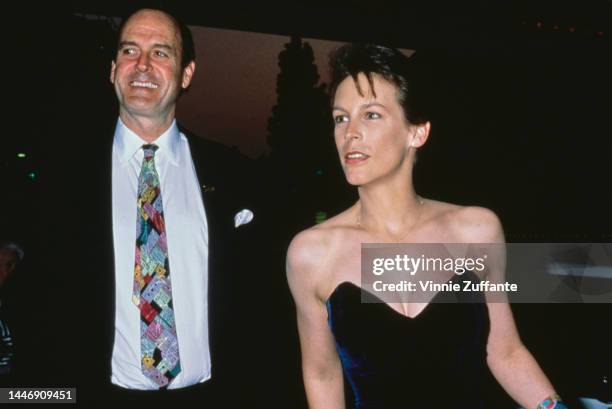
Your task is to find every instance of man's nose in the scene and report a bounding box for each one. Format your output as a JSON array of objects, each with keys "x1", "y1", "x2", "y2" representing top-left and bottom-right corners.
[{"x1": 136, "y1": 53, "x2": 151, "y2": 72}]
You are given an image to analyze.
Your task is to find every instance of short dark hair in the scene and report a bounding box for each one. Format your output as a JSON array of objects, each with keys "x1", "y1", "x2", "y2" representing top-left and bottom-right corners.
[
  {"x1": 115, "y1": 8, "x2": 195, "y2": 69},
  {"x1": 329, "y1": 44, "x2": 428, "y2": 125}
]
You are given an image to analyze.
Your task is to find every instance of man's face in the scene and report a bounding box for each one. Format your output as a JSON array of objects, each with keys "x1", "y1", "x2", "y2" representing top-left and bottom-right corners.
[
  {"x1": 0, "y1": 249, "x2": 18, "y2": 286},
  {"x1": 110, "y1": 10, "x2": 195, "y2": 123}
]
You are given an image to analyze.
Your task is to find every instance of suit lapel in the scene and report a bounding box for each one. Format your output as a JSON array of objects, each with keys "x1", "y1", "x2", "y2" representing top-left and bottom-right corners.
[{"x1": 186, "y1": 135, "x2": 234, "y2": 371}]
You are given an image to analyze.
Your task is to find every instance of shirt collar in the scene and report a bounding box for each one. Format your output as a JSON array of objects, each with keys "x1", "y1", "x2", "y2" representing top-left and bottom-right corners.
[{"x1": 113, "y1": 118, "x2": 181, "y2": 166}]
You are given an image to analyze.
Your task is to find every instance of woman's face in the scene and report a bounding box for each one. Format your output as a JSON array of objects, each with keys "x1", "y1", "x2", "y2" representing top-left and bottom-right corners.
[{"x1": 332, "y1": 73, "x2": 416, "y2": 187}]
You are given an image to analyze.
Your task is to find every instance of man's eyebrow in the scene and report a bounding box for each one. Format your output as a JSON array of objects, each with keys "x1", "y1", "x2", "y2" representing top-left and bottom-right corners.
[
  {"x1": 152, "y1": 43, "x2": 174, "y2": 51},
  {"x1": 118, "y1": 41, "x2": 174, "y2": 51},
  {"x1": 118, "y1": 40, "x2": 137, "y2": 48}
]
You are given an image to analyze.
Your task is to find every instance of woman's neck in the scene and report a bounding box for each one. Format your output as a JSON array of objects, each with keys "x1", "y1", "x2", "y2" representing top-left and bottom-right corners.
[{"x1": 356, "y1": 179, "x2": 424, "y2": 240}]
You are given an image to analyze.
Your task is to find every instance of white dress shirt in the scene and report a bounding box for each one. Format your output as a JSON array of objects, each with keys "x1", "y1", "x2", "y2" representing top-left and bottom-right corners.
[{"x1": 111, "y1": 118, "x2": 211, "y2": 389}]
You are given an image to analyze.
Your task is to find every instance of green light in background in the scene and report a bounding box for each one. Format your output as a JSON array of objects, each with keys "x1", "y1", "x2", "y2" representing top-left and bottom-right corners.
[
  {"x1": 27, "y1": 171, "x2": 36, "y2": 180},
  {"x1": 315, "y1": 211, "x2": 327, "y2": 224},
  {"x1": 17, "y1": 153, "x2": 26, "y2": 158}
]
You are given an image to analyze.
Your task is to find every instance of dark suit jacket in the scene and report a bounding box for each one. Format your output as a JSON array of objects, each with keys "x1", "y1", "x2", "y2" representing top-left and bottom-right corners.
[{"x1": 40, "y1": 119, "x2": 269, "y2": 407}]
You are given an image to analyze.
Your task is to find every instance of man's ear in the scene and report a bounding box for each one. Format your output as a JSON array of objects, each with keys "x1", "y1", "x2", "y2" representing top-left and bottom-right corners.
[
  {"x1": 181, "y1": 61, "x2": 196, "y2": 89},
  {"x1": 110, "y1": 60, "x2": 116, "y2": 84}
]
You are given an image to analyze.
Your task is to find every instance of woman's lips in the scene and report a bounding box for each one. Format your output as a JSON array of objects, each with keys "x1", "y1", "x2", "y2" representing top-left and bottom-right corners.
[{"x1": 344, "y1": 151, "x2": 370, "y2": 165}]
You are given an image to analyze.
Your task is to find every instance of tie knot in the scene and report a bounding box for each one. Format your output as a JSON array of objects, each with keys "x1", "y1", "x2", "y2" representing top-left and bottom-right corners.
[{"x1": 142, "y1": 144, "x2": 159, "y2": 160}]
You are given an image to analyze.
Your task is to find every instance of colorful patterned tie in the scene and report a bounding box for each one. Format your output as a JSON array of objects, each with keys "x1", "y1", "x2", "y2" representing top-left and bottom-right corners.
[{"x1": 133, "y1": 144, "x2": 181, "y2": 388}]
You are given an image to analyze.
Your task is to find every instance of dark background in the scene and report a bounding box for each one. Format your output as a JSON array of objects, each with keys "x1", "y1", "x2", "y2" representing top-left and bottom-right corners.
[{"x1": 2, "y1": 0, "x2": 611, "y2": 407}]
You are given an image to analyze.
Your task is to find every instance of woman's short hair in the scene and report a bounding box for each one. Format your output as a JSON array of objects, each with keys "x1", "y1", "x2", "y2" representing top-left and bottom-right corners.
[{"x1": 329, "y1": 44, "x2": 428, "y2": 125}]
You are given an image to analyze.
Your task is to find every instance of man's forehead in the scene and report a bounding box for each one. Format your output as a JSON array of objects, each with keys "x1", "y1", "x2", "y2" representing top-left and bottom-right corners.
[{"x1": 120, "y1": 10, "x2": 180, "y2": 44}]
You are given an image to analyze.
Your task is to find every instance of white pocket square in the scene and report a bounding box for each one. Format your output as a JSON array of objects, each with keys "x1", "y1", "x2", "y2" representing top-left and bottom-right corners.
[{"x1": 234, "y1": 209, "x2": 254, "y2": 228}]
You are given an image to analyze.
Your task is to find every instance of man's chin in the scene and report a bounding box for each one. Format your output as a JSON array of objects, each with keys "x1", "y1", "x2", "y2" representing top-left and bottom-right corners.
[
  {"x1": 121, "y1": 101, "x2": 161, "y2": 118},
  {"x1": 124, "y1": 93, "x2": 157, "y2": 105}
]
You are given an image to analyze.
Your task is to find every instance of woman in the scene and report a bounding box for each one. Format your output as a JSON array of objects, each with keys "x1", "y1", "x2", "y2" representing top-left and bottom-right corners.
[{"x1": 286, "y1": 44, "x2": 566, "y2": 409}]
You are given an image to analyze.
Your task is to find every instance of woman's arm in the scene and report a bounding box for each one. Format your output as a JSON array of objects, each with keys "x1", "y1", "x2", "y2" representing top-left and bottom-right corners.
[
  {"x1": 287, "y1": 230, "x2": 345, "y2": 409},
  {"x1": 486, "y1": 302, "x2": 557, "y2": 409},
  {"x1": 461, "y1": 207, "x2": 561, "y2": 409}
]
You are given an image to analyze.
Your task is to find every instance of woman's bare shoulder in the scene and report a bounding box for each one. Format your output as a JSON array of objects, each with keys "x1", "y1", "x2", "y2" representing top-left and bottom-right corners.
[
  {"x1": 286, "y1": 207, "x2": 357, "y2": 287},
  {"x1": 428, "y1": 200, "x2": 504, "y2": 243}
]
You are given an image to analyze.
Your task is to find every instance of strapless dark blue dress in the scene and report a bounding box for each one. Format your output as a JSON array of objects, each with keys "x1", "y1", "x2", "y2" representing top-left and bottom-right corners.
[{"x1": 326, "y1": 272, "x2": 490, "y2": 409}]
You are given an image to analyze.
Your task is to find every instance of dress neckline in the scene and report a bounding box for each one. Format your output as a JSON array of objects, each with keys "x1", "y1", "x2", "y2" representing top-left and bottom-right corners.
[{"x1": 326, "y1": 272, "x2": 475, "y2": 320}]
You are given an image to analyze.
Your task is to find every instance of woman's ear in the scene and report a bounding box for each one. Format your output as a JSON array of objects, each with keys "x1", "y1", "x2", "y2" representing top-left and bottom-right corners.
[{"x1": 410, "y1": 121, "x2": 431, "y2": 148}]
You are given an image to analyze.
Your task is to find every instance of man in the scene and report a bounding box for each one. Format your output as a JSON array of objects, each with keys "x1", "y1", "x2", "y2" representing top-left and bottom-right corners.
[
  {"x1": 53, "y1": 8, "x2": 263, "y2": 407},
  {"x1": 0, "y1": 242, "x2": 23, "y2": 378},
  {"x1": 0, "y1": 243, "x2": 22, "y2": 287}
]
